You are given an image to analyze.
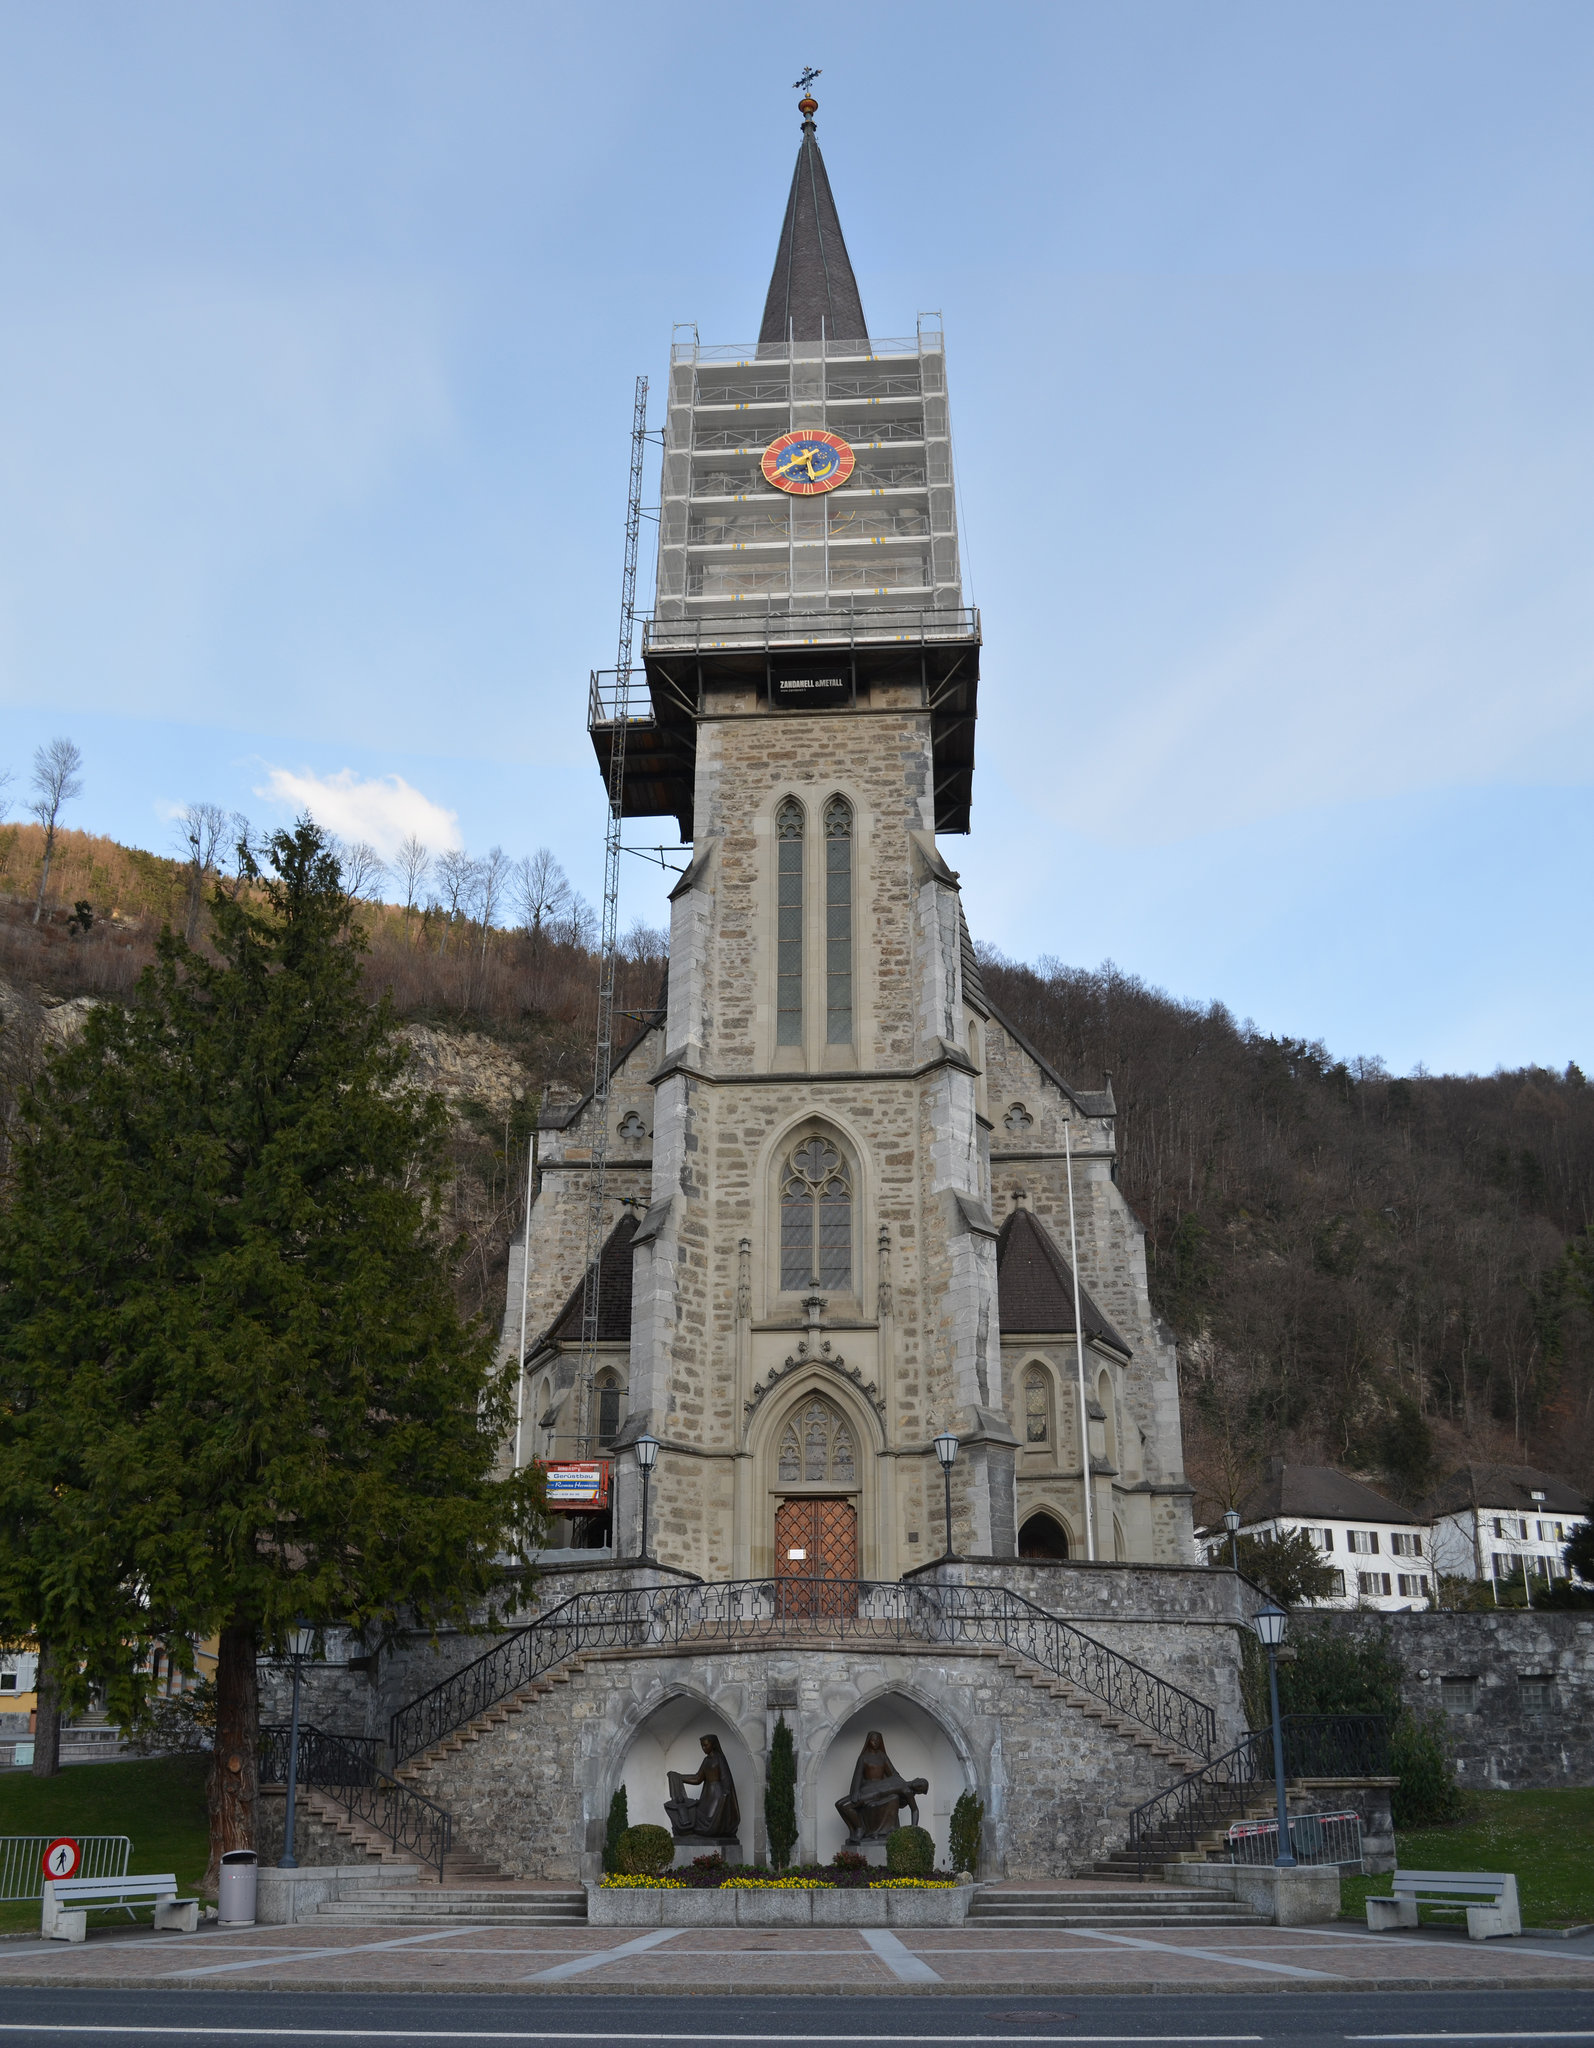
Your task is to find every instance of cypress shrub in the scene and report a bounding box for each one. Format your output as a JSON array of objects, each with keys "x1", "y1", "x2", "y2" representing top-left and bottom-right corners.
[
  {"x1": 602, "y1": 1785, "x2": 629, "y2": 1874},
  {"x1": 949, "y1": 1790, "x2": 984, "y2": 1874},
  {"x1": 765, "y1": 1711, "x2": 797, "y2": 1868}
]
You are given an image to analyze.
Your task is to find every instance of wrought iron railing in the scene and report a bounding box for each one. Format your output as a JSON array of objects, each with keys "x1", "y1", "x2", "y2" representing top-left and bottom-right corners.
[
  {"x1": 1127, "y1": 1714, "x2": 1391, "y2": 1876},
  {"x1": 388, "y1": 1577, "x2": 1217, "y2": 1768},
  {"x1": 260, "y1": 1723, "x2": 453, "y2": 1878}
]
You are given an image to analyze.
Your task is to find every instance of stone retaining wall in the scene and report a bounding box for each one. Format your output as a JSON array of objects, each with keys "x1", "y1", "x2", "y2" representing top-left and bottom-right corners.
[
  {"x1": 402, "y1": 1637, "x2": 1189, "y2": 1883},
  {"x1": 1308, "y1": 1609, "x2": 1594, "y2": 1790}
]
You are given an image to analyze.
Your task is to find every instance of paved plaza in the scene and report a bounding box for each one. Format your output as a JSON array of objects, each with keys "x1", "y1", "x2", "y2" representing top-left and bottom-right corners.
[{"x1": 2, "y1": 1912, "x2": 1592, "y2": 1997}]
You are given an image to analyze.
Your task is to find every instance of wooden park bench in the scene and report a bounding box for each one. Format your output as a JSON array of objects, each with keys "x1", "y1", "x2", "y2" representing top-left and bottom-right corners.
[
  {"x1": 42, "y1": 1873, "x2": 200, "y2": 1944},
  {"x1": 1365, "y1": 1869, "x2": 1520, "y2": 1941}
]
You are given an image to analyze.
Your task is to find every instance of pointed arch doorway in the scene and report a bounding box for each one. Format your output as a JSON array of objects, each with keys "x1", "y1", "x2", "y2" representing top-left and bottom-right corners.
[{"x1": 774, "y1": 1497, "x2": 858, "y2": 1619}]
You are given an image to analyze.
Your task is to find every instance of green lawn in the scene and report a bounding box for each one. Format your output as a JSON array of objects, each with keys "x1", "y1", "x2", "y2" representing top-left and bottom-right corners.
[
  {"x1": 0, "y1": 1755, "x2": 211, "y2": 1933},
  {"x1": 1343, "y1": 1789, "x2": 1594, "y2": 1929}
]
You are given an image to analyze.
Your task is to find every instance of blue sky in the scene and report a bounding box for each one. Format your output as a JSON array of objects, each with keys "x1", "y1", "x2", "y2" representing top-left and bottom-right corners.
[{"x1": 2, "y1": 2, "x2": 1591, "y2": 1076}]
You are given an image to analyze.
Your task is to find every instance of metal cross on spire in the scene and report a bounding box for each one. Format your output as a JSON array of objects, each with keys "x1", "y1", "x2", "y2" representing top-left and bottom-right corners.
[{"x1": 793, "y1": 66, "x2": 821, "y2": 94}]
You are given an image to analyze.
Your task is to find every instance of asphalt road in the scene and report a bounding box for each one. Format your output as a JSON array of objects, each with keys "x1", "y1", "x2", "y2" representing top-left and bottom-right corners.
[{"x1": 0, "y1": 1987, "x2": 1590, "y2": 2048}]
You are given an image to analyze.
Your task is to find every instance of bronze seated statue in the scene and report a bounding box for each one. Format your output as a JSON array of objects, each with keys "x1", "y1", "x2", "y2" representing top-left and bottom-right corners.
[
  {"x1": 664, "y1": 1733, "x2": 741, "y2": 1840},
  {"x1": 835, "y1": 1730, "x2": 930, "y2": 1844}
]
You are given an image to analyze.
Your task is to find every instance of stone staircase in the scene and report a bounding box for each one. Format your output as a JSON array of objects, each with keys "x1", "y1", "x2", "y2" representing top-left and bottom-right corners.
[
  {"x1": 970, "y1": 1883, "x2": 1268, "y2": 1931},
  {"x1": 990, "y1": 1650, "x2": 1204, "y2": 1770},
  {"x1": 396, "y1": 1656, "x2": 595, "y2": 1788},
  {"x1": 313, "y1": 1884, "x2": 588, "y2": 1928},
  {"x1": 297, "y1": 1788, "x2": 517, "y2": 1886},
  {"x1": 1094, "y1": 1788, "x2": 1283, "y2": 1881}
]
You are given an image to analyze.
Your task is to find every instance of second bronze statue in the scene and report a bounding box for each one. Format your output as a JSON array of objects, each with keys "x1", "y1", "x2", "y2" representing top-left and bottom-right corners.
[
  {"x1": 835, "y1": 1730, "x2": 929, "y2": 1843},
  {"x1": 665, "y1": 1733, "x2": 741, "y2": 1839}
]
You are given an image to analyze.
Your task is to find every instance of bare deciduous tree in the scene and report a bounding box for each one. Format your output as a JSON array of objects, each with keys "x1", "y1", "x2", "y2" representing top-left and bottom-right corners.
[
  {"x1": 433, "y1": 848, "x2": 480, "y2": 954},
  {"x1": 397, "y1": 835, "x2": 430, "y2": 923},
  {"x1": 474, "y1": 846, "x2": 512, "y2": 964},
  {"x1": 514, "y1": 848, "x2": 571, "y2": 939},
  {"x1": 177, "y1": 802, "x2": 231, "y2": 943},
  {"x1": 340, "y1": 840, "x2": 388, "y2": 903},
  {"x1": 30, "y1": 737, "x2": 84, "y2": 925},
  {"x1": 622, "y1": 919, "x2": 669, "y2": 967}
]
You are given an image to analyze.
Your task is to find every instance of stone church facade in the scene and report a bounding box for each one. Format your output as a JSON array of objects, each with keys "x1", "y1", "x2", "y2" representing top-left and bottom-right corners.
[{"x1": 295, "y1": 99, "x2": 1257, "y2": 1885}]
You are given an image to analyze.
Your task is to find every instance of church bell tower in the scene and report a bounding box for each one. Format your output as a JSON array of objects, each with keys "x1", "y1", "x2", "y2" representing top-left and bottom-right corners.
[{"x1": 522, "y1": 88, "x2": 1193, "y2": 1582}]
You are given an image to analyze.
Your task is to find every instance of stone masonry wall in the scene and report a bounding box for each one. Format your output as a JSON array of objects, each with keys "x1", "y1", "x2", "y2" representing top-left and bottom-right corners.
[{"x1": 1311, "y1": 1608, "x2": 1594, "y2": 1790}]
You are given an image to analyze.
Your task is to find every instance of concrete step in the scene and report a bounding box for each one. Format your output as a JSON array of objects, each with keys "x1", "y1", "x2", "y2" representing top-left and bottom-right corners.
[
  {"x1": 314, "y1": 1887, "x2": 587, "y2": 1927},
  {"x1": 973, "y1": 1910, "x2": 1271, "y2": 1929}
]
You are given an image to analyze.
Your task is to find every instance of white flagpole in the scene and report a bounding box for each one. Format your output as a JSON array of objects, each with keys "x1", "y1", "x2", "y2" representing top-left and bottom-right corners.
[
  {"x1": 1064, "y1": 1117, "x2": 1097, "y2": 1562},
  {"x1": 513, "y1": 1132, "x2": 534, "y2": 1471}
]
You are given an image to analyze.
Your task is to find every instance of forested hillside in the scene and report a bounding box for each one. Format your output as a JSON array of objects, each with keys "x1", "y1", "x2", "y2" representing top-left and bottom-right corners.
[
  {"x1": 979, "y1": 952, "x2": 1594, "y2": 1515},
  {"x1": 3, "y1": 821, "x2": 1590, "y2": 1510}
]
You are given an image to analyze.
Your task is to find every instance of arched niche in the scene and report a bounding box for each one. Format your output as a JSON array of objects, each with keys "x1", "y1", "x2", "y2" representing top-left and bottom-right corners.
[
  {"x1": 613, "y1": 1694, "x2": 758, "y2": 1861},
  {"x1": 814, "y1": 1694, "x2": 969, "y2": 1870}
]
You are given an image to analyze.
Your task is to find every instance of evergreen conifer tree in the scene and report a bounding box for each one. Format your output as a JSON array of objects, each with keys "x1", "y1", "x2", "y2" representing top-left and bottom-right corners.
[
  {"x1": 765, "y1": 1711, "x2": 797, "y2": 1868},
  {"x1": 0, "y1": 821, "x2": 545, "y2": 1882},
  {"x1": 603, "y1": 1785, "x2": 629, "y2": 1873}
]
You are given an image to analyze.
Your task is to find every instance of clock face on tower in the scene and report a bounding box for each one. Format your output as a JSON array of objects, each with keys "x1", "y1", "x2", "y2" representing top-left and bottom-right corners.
[{"x1": 761, "y1": 429, "x2": 856, "y2": 496}]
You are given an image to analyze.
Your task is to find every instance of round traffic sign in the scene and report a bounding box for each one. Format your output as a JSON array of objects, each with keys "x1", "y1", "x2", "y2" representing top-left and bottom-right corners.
[{"x1": 41, "y1": 1838, "x2": 80, "y2": 1880}]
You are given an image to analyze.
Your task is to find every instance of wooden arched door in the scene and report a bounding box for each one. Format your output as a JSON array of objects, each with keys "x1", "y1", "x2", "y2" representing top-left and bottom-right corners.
[{"x1": 774, "y1": 1497, "x2": 858, "y2": 1619}]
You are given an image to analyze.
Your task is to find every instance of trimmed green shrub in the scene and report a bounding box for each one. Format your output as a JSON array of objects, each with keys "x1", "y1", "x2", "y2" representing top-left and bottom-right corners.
[
  {"x1": 1389, "y1": 1711, "x2": 1463, "y2": 1828},
  {"x1": 615, "y1": 1823, "x2": 674, "y2": 1875},
  {"x1": 886, "y1": 1824, "x2": 935, "y2": 1875},
  {"x1": 765, "y1": 1712, "x2": 797, "y2": 1868},
  {"x1": 602, "y1": 1785, "x2": 629, "y2": 1874},
  {"x1": 949, "y1": 1790, "x2": 984, "y2": 1875}
]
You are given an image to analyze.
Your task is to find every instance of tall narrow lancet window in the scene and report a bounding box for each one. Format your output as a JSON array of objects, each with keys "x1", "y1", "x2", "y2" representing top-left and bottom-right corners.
[
  {"x1": 824, "y1": 796, "x2": 853, "y2": 1043},
  {"x1": 776, "y1": 798, "x2": 805, "y2": 1046},
  {"x1": 780, "y1": 1136, "x2": 852, "y2": 1292}
]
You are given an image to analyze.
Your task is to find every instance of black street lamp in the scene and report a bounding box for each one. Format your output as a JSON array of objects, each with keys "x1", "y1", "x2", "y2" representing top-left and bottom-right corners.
[
  {"x1": 279, "y1": 1620, "x2": 317, "y2": 1871},
  {"x1": 634, "y1": 1434, "x2": 660, "y2": 1562},
  {"x1": 932, "y1": 1430, "x2": 960, "y2": 1560},
  {"x1": 1223, "y1": 1507, "x2": 1242, "y2": 1572},
  {"x1": 1253, "y1": 1602, "x2": 1296, "y2": 1868}
]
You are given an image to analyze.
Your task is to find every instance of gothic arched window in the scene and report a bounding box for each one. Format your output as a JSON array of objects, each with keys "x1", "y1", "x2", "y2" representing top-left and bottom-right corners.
[
  {"x1": 1025, "y1": 1366, "x2": 1052, "y2": 1445},
  {"x1": 595, "y1": 1369, "x2": 623, "y2": 1448},
  {"x1": 777, "y1": 1395, "x2": 857, "y2": 1486},
  {"x1": 776, "y1": 798, "x2": 805, "y2": 1046},
  {"x1": 780, "y1": 1135, "x2": 853, "y2": 1292},
  {"x1": 823, "y1": 795, "x2": 853, "y2": 1044}
]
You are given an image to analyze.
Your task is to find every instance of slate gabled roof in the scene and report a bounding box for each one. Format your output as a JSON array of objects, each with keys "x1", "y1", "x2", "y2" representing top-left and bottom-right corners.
[
  {"x1": 1425, "y1": 1464, "x2": 1587, "y2": 1519},
  {"x1": 1234, "y1": 1461, "x2": 1423, "y2": 1529},
  {"x1": 995, "y1": 1207, "x2": 1130, "y2": 1355},
  {"x1": 533, "y1": 1209, "x2": 639, "y2": 1356},
  {"x1": 759, "y1": 106, "x2": 867, "y2": 345}
]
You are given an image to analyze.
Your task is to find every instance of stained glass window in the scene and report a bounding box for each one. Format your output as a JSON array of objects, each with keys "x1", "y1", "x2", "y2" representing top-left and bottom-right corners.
[
  {"x1": 824, "y1": 796, "x2": 853, "y2": 1044},
  {"x1": 1025, "y1": 1367, "x2": 1050, "y2": 1444},
  {"x1": 776, "y1": 798, "x2": 804, "y2": 1046},
  {"x1": 780, "y1": 1135, "x2": 852, "y2": 1292}
]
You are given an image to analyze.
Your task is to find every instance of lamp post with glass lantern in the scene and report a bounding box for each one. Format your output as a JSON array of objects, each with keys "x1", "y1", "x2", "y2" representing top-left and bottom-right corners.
[
  {"x1": 279, "y1": 1620, "x2": 317, "y2": 1871},
  {"x1": 1253, "y1": 1602, "x2": 1296, "y2": 1867},
  {"x1": 933, "y1": 1431, "x2": 960, "y2": 1560},
  {"x1": 634, "y1": 1434, "x2": 659, "y2": 1563},
  {"x1": 1223, "y1": 1507, "x2": 1242, "y2": 1572}
]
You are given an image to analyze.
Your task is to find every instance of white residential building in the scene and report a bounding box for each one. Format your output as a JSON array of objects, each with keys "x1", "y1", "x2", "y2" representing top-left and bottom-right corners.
[
  {"x1": 1427, "y1": 1464, "x2": 1588, "y2": 1596},
  {"x1": 1203, "y1": 1460, "x2": 1433, "y2": 1611}
]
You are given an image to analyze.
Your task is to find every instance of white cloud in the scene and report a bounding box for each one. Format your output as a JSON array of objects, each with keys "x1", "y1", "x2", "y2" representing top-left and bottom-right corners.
[{"x1": 256, "y1": 767, "x2": 461, "y2": 861}]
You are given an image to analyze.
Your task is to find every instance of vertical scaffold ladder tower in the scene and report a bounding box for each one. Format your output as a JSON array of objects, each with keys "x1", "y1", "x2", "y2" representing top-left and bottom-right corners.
[{"x1": 575, "y1": 373, "x2": 649, "y2": 1455}]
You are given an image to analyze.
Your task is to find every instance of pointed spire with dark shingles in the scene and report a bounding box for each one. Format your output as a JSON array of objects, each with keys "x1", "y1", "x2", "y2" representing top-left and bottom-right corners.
[{"x1": 759, "y1": 94, "x2": 867, "y2": 346}]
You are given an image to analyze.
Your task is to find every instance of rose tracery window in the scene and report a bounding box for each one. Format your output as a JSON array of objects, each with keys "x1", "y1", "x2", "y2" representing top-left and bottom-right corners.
[
  {"x1": 777, "y1": 1396, "x2": 857, "y2": 1486},
  {"x1": 780, "y1": 1135, "x2": 853, "y2": 1292}
]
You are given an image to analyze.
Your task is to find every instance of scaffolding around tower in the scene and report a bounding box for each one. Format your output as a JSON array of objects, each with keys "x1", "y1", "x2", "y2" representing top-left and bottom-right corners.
[{"x1": 574, "y1": 374, "x2": 650, "y2": 1458}]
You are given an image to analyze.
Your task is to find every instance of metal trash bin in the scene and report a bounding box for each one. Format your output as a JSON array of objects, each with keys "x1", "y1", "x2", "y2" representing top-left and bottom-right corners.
[{"x1": 218, "y1": 1849, "x2": 258, "y2": 1926}]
